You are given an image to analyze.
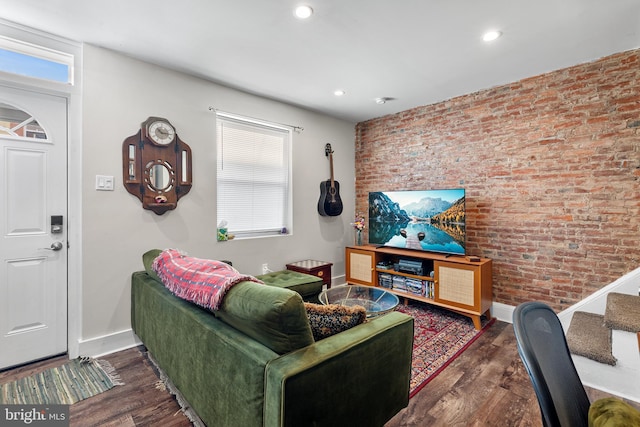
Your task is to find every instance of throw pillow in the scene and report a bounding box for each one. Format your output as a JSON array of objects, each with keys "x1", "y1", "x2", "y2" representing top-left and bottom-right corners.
[
  {"x1": 304, "y1": 302, "x2": 367, "y2": 341},
  {"x1": 588, "y1": 397, "x2": 640, "y2": 427}
]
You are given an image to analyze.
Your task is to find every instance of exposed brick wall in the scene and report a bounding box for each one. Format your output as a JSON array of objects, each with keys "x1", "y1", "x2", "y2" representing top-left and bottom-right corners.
[{"x1": 355, "y1": 49, "x2": 640, "y2": 312}]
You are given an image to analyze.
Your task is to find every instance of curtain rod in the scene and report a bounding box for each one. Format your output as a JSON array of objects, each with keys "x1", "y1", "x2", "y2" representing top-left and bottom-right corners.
[{"x1": 208, "y1": 106, "x2": 304, "y2": 133}]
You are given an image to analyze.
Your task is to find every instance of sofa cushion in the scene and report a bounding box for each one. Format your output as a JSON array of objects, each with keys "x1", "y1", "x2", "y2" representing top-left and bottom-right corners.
[
  {"x1": 216, "y1": 281, "x2": 314, "y2": 354},
  {"x1": 143, "y1": 249, "x2": 313, "y2": 354},
  {"x1": 304, "y1": 302, "x2": 367, "y2": 341},
  {"x1": 142, "y1": 249, "x2": 162, "y2": 282},
  {"x1": 256, "y1": 270, "x2": 323, "y2": 300}
]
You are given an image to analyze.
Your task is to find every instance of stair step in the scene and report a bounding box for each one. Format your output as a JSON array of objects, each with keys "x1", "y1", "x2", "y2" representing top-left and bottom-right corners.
[
  {"x1": 557, "y1": 268, "x2": 640, "y2": 401},
  {"x1": 612, "y1": 329, "x2": 640, "y2": 367},
  {"x1": 567, "y1": 311, "x2": 616, "y2": 365},
  {"x1": 605, "y1": 292, "x2": 640, "y2": 332}
]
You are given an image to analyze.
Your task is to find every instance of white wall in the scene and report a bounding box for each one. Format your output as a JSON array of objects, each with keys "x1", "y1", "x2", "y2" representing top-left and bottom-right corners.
[{"x1": 81, "y1": 45, "x2": 356, "y2": 343}]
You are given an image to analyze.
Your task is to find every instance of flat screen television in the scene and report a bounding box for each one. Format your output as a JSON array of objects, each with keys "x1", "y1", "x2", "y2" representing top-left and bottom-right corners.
[{"x1": 368, "y1": 188, "x2": 466, "y2": 255}]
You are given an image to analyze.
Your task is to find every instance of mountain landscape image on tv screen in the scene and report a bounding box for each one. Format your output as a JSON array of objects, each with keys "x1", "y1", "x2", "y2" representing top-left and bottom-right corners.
[{"x1": 368, "y1": 189, "x2": 466, "y2": 255}]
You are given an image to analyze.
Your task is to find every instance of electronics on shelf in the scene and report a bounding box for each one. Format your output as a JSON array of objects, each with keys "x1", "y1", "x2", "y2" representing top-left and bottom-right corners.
[
  {"x1": 376, "y1": 260, "x2": 393, "y2": 269},
  {"x1": 395, "y1": 258, "x2": 423, "y2": 276}
]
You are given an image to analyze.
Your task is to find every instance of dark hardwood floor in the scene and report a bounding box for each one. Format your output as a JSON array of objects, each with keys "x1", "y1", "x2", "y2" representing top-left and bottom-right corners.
[
  {"x1": 0, "y1": 346, "x2": 192, "y2": 426},
  {"x1": 387, "y1": 319, "x2": 542, "y2": 427},
  {"x1": 1, "y1": 320, "x2": 637, "y2": 426}
]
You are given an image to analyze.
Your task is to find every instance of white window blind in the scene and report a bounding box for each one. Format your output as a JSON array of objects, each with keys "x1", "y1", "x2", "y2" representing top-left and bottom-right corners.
[{"x1": 216, "y1": 112, "x2": 291, "y2": 238}]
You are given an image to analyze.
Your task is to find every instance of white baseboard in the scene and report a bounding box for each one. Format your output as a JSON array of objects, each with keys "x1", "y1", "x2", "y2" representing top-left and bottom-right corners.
[
  {"x1": 331, "y1": 273, "x2": 346, "y2": 288},
  {"x1": 72, "y1": 303, "x2": 515, "y2": 360},
  {"x1": 71, "y1": 299, "x2": 515, "y2": 360},
  {"x1": 492, "y1": 302, "x2": 515, "y2": 324},
  {"x1": 76, "y1": 328, "x2": 141, "y2": 359}
]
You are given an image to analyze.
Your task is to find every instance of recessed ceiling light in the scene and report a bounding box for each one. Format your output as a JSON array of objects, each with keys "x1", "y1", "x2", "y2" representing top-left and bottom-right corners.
[
  {"x1": 294, "y1": 5, "x2": 314, "y2": 19},
  {"x1": 482, "y1": 30, "x2": 502, "y2": 42},
  {"x1": 375, "y1": 97, "x2": 388, "y2": 104},
  {"x1": 334, "y1": 89, "x2": 346, "y2": 96}
]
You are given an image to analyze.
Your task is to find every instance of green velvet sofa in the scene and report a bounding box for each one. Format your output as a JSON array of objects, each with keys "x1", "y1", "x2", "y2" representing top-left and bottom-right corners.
[
  {"x1": 255, "y1": 269, "x2": 324, "y2": 302},
  {"x1": 131, "y1": 259, "x2": 414, "y2": 427}
]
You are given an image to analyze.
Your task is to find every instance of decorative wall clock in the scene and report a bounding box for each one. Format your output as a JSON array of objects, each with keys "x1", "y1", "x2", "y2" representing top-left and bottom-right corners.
[{"x1": 122, "y1": 117, "x2": 192, "y2": 215}]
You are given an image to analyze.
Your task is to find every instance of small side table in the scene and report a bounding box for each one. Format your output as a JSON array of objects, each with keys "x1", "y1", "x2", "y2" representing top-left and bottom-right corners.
[{"x1": 286, "y1": 260, "x2": 333, "y2": 288}]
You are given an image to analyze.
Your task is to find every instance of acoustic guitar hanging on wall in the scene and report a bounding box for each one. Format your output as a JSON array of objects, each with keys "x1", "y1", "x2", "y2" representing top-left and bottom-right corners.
[{"x1": 318, "y1": 143, "x2": 343, "y2": 216}]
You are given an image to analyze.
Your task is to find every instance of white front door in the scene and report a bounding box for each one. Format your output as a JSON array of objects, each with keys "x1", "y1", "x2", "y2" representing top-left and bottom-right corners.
[{"x1": 0, "y1": 85, "x2": 68, "y2": 369}]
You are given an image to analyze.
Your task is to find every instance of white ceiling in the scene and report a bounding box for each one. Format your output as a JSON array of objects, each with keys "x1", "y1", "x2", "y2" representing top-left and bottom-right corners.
[{"x1": 2, "y1": 0, "x2": 639, "y2": 123}]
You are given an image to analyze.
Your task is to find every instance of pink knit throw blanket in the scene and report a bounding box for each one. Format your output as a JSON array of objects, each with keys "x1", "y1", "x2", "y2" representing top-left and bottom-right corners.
[{"x1": 152, "y1": 249, "x2": 263, "y2": 311}]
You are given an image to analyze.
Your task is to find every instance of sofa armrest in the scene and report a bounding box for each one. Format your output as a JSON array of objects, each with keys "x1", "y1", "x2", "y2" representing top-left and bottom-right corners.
[
  {"x1": 131, "y1": 271, "x2": 279, "y2": 427},
  {"x1": 264, "y1": 311, "x2": 414, "y2": 427}
]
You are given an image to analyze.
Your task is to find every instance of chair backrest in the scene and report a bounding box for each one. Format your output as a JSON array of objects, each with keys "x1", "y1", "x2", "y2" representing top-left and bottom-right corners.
[{"x1": 512, "y1": 302, "x2": 591, "y2": 427}]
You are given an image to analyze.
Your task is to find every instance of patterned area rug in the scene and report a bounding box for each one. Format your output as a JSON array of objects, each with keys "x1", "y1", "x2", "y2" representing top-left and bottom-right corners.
[
  {"x1": 396, "y1": 302, "x2": 494, "y2": 397},
  {"x1": 0, "y1": 357, "x2": 123, "y2": 405}
]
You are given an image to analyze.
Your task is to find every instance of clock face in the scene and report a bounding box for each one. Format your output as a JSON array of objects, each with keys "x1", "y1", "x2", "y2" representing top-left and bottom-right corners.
[{"x1": 148, "y1": 120, "x2": 176, "y2": 145}]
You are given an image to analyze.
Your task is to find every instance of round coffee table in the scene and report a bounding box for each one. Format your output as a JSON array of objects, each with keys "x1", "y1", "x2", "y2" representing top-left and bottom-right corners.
[{"x1": 318, "y1": 285, "x2": 399, "y2": 318}]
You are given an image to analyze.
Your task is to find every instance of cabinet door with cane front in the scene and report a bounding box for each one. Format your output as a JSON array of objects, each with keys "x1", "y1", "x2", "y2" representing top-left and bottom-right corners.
[
  {"x1": 345, "y1": 247, "x2": 376, "y2": 287},
  {"x1": 434, "y1": 261, "x2": 480, "y2": 312}
]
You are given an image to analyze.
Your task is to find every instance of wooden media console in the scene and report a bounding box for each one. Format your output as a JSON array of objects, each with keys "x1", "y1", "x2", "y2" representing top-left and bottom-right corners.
[{"x1": 345, "y1": 245, "x2": 492, "y2": 329}]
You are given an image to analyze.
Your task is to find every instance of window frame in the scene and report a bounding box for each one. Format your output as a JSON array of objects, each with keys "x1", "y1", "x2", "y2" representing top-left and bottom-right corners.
[
  {"x1": 215, "y1": 111, "x2": 293, "y2": 240},
  {"x1": 0, "y1": 35, "x2": 74, "y2": 85}
]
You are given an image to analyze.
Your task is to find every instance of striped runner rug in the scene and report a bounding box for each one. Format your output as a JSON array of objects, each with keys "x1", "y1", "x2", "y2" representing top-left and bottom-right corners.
[{"x1": 0, "y1": 357, "x2": 123, "y2": 405}]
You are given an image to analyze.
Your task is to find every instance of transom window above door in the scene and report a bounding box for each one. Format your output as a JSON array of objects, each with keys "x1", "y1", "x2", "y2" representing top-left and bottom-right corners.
[
  {"x1": 0, "y1": 102, "x2": 48, "y2": 141},
  {"x1": 0, "y1": 36, "x2": 74, "y2": 85}
]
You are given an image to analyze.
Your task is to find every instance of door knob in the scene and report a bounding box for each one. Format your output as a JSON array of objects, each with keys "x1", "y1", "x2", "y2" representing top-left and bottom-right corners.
[{"x1": 42, "y1": 241, "x2": 64, "y2": 251}]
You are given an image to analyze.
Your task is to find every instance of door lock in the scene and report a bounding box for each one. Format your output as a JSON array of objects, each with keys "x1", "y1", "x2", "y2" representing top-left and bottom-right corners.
[{"x1": 51, "y1": 215, "x2": 63, "y2": 234}]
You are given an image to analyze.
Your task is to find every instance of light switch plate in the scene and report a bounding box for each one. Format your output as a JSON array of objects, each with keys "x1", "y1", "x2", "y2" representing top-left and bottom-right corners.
[{"x1": 95, "y1": 175, "x2": 114, "y2": 191}]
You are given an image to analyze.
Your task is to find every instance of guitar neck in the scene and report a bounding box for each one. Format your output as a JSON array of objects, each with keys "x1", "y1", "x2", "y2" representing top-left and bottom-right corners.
[{"x1": 329, "y1": 152, "x2": 335, "y2": 187}]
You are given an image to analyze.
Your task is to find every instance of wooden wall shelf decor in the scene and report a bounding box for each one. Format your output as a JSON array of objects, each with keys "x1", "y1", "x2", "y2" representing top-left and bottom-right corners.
[{"x1": 122, "y1": 117, "x2": 192, "y2": 215}]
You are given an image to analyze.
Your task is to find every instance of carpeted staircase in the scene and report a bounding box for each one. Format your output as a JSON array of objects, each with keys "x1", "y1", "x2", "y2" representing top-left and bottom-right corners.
[
  {"x1": 566, "y1": 292, "x2": 640, "y2": 366},
  {"x1": 558, "y1": 268, "x2": 640, "y2": 403}
]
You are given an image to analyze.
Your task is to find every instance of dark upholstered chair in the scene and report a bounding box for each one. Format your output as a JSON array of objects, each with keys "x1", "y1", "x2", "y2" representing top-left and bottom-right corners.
[
  {"x1": 513, "y1": 301, "x2": 591, "y2": 427},
  {"x1": 513, "y1": 302, "x2": 640, "y2": 427}
]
